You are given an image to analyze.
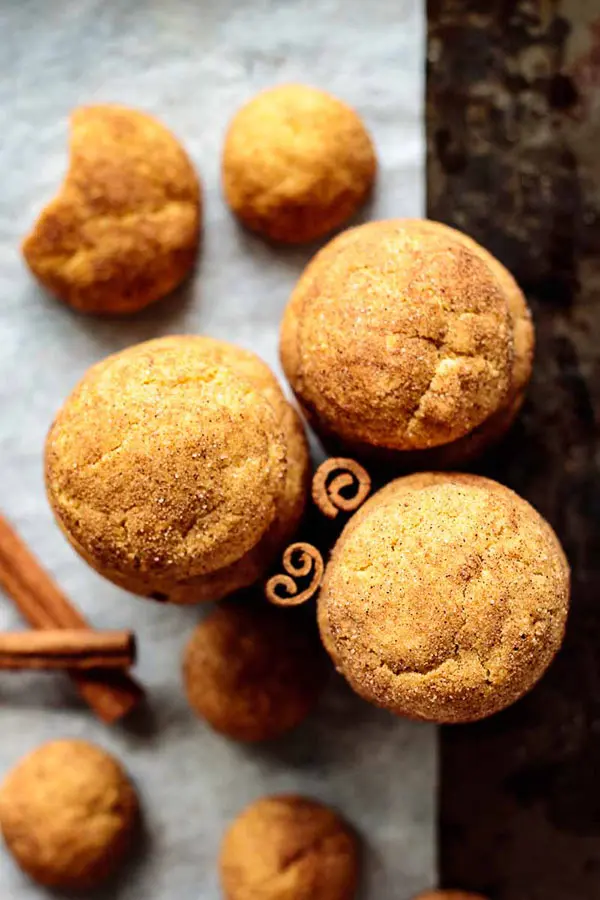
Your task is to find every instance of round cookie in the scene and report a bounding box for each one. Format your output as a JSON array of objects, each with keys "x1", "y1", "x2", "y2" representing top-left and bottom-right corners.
[
  {"x1": 22, "y1": 104, "x2": 201, "y2": 314},
  {"x1": 280, "y1": 219, "x2": 514, "y2": 458},
  {"x1": 183, "y1": 599, "x2": 326, "y2": 741},
  {"x1": 222, "y1": 84, "x2": 376, "y2": 244},
  {"x1": 318, "y1": 473, "x2": 569, "y2": 723},
  {"x1": 283, "y1": 220, "x2": 534, "y2": 468},
  {"x1": 0, "y1": 740, "x2": 137, "y2": 890},
  {"x1": 285, "y1": 219, "x2": 533, "y2": 405},
  {"x1": 220, "y1": 795, "x2": 359, "y2": 900},
  {"x1": 45, "y1": 336, "x2": 309, "y2": 604}
]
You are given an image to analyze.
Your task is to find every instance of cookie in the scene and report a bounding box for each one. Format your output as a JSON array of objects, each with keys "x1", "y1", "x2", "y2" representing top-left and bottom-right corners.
[
  {"x1": 45, "y1": 336, "x2": 309, "y2": 603},
  {"x1": 318, "y1": 473, "x2": 569, "y2": 722},
  {"x1": 280, "y1": 219, "x2": 514, "y2": 459},
  {"x1": 183, "y1": 599, "x2": 326, "y2": 741},
  {"x1": 220, "y1": 795, "x2": 359, "y2": 900},
  {"x1": 0, "y1": 740, "x2": 137, "y2": 889},
  {"x1": 23, "y1": 105, "x2": 201, "y2": 314},
  {"x1": 222, "y1": 85, "x2": 375, "y2": 243}
]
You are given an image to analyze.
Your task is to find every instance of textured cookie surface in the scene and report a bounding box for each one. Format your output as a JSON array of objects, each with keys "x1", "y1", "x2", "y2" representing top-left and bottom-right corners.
[
  {"x1": 220, "y1": 795, "x2": 359, "y2": 900},
  {"x1": 319, "y1": 473, "x2": 569, "y2": 723},
  {"x1": 409, "y1": 219, "x2": 533, "y2": 399},
  {"x1": 183, "y1": 600, "x2": 326, "y2": 741},
  {"x1": 46, "y1": 336, "x2": 308, "y2": 603},
  {"x1": 0, "y1": 740, "x2": 137, "y2": 889},
  {"x1": 394, "y1": 219, "x2": 534, "y2": 465},
  {"x1": 293, "y1": 220, "x2": 534, "y2": 468},
  {"x1": 280, "y1": 219, "x2": 513, "y2": 453},
  {"x1": 23, "y1": 105, "x2": 201, "y2": 314},
  {"x1": 222, "y1": 84, "x2": 376, "y2": 243}
]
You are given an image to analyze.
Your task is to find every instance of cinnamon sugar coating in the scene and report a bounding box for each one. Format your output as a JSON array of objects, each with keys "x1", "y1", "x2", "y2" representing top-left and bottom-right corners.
[
  {"x1": 220, "y1": 795, "x2": 359, "y2": 900},
  {"x1": 318, "y1": 473, "x2": 569, "y2": 723},
  {"x1": 23, "y1": 105, "x2": 201, "y2": 314},
  {"x1": 403, "y1": 219, "x2": 534, "y2": 466},
  {"x1": 281, "y1": 219, "x2": 534, "y2": 465},
  {"x1": 45, "y1": 336, "x2": 309, "y2": 604},
  {"x1": 222, "y1": 85, "x2": 376, "y2": 244}
]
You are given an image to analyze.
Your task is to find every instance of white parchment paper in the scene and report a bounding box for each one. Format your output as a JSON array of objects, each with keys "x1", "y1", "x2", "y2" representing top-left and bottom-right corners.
[{"x1": 0, "y1": 1, "x2": 433, "y2": 897}]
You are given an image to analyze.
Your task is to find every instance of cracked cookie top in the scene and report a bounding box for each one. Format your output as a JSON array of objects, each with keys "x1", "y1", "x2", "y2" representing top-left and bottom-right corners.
[
  {"x1": 219, "y1": 795, "x2": 359, "y2": 900},
  {"x1": 318, "y1": 473, "x2": 569, "y2": 723},
  {"x1": 45, "y1": 337, "x2": 287, "y2": 588},
  {"x1": 407, "y1": 218, "x2": 534, "y2": 402},
  {"x1": 280, "y1": 219, "x2": 513, "y2": 452},
  {"x1": 22, "y1": 105, "x2": 201, "y2": 314},
  {"x1": 222, "y1": 84, "x2": 376, "y2": 244}
]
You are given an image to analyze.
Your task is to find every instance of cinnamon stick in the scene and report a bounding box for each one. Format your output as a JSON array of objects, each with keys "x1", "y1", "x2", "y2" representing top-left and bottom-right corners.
[
  {"x1": 311, "y1": 457, "x2": 372, "y2": 519},
  {"x1": 0, "y1": 513, "x2": 143, "y2": 723},
  {"x1": 0, "y1": 629, "x2": 136, "y2": 671},
  {"x1": 265, "y1": 542, "x2": 324, "y2": 607}
]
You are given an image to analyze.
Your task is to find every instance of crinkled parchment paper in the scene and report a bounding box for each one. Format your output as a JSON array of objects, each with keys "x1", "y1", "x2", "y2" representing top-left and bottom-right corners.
[{"x1": 0, "y1": 1, "x2": 432, "y2": 897}]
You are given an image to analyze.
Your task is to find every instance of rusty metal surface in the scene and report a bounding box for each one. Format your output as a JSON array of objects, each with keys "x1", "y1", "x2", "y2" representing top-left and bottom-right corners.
[{"x1": 428, "y1": 1, "x2": 600, "y2": 898}]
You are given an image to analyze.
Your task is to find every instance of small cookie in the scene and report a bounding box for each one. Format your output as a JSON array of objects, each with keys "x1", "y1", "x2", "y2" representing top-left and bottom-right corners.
[
  {"x1": 183, "y1": 599, "x2": 326, "y2": 741},
  {"x1": 23, "y1": 105, "x2": 201, "y2": 314},
  {"x1": 319, "y1": 473, "x2": 569, "y2": 723},
  {"x1": 220, "y1": 795, "x2": 359, "y2": 900},
  {"x1": 222, "y1": 84, "x2": 376, "y2": 243},
  {"x1": 45, "y1": 336, "x2": 309, "y2": 604},
  {"x1": 0, "y1": 740, "x2": 137, "y2": 890}
]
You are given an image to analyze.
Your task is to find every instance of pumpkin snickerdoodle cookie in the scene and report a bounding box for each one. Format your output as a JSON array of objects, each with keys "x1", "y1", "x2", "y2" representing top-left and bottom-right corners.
[
  {"x1": 23, "y1": 105, "x2": 201, "y2": 314},
  {"x1": 281, "y1": 219, "x2": 533, "y2": 467},
  {"x1": 404, "y1": 219, "x2": 534, "y2": 466},
  {"x1": 318, "y1": 472, "x2": 569, "y2": 723},
  {"x1": 222, "y1": 84, "x2": 376, "y2": 244},
  {"x1": 220, "y1": 795, "x2": 359, "y2": 900},
  {"x1": 45, "y1": 336, "x2": 309, "y2": 604},
  {"x1": 183, "y1": 598, "x2": 326, "y2": 742},
  {"x1": 0, "y1": 740, "x2": 137, "y2": 890}
]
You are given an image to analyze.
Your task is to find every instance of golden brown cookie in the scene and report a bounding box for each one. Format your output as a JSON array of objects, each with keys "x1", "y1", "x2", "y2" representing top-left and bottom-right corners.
[
  {"x1": 22, "y1": 105, "x2": 201, "y2": 314},
  {"x1": 409, "y1": 219, "x2": 533, "y2": 398},
  {"x1": 280, "y1": 219, "x2": 514, "y2": 458},
  {"x1": 318, "y1": 473, "x2": 569, "y2": 723},
  {"x1": 413, "y1": 892, "x2": 488, "y2": 900},
  {"x1": 45, "y1": 336, "x2": 309, "y2": 604},
  {"x1": 397, "y1": 219, "x2": 534, "y2": 466},
  {"x1": 183, "y1": 598, "x2": 326, "y2": 741},
  {"x1": 222, "y1": 84, "x2": 376, "y2": 243},
  {"x1": 220, "y1": 795, "x2": 359, "y2": 900},
  {"x1": 0, "y1": 739, "x2": 137, "y2": 890}
]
